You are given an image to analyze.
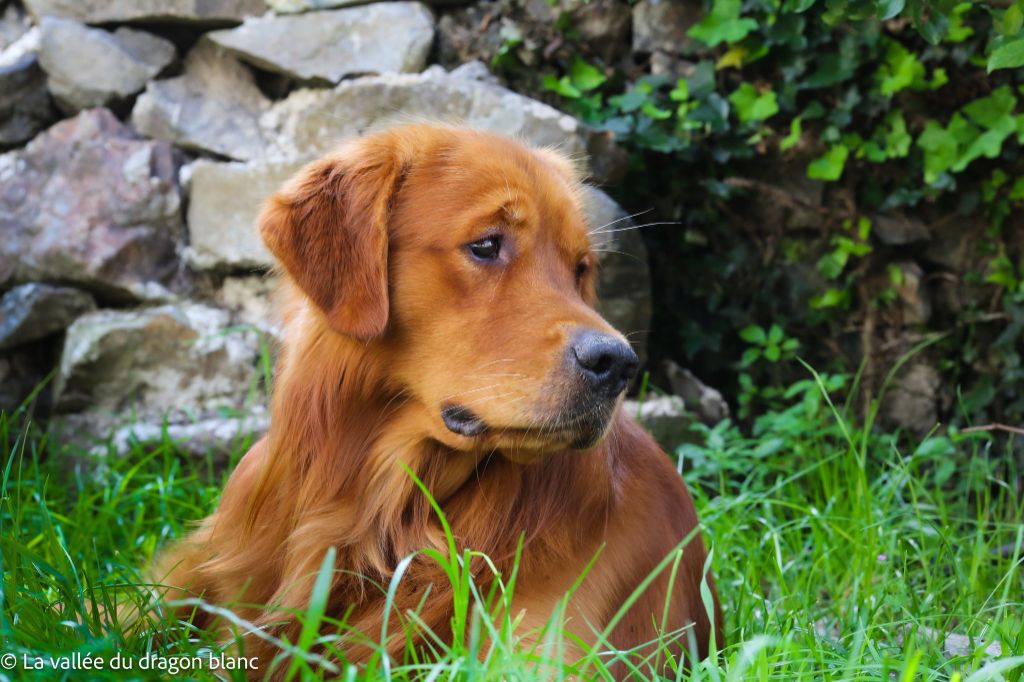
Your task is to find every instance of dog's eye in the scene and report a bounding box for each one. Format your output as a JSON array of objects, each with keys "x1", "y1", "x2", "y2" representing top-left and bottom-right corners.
[
  {"x1": 575, "y1": 260, "x2": 589, "y2": 285},
  {"x1": 468, "y1": 236, "x2": 502, "y2": 262}
]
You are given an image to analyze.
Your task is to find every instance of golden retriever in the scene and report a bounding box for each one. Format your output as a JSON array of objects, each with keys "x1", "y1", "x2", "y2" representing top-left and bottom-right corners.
[{"x1": 154, "y1": 124, "x2": 721, "y2": 676}]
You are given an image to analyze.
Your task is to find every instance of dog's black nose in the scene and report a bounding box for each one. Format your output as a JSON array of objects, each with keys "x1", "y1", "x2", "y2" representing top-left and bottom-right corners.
[{"x1": 571, "y1": 330, "x2": 639, "y2": 396}]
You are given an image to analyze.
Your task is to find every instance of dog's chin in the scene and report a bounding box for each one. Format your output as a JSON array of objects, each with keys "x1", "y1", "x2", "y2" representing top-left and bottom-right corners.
[{"x1": 439, "y1": 402, "x2": 616, "y2": 455}]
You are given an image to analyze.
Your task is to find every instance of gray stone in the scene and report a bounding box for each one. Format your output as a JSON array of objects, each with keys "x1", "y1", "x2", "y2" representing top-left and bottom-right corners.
[
  {"x1": 623, "y1": 394, "x2": 696, "y2": 450},
  {"x1": 0, "y1": 283, "x2": 95, "y2": 350},
  {"x1": 185, "y1": 157, "x2": 303, "y2": 269},
  {"x1": 23, "y1": 0, "x2": 265, "y2": 25},
  {"x1": 262, "y1": 69, "x2": 613, "y2": 180},
  {"x1": 0, "y1": 3, "x2": 32, "y2": 53},
  {"x1": 880, "y1": 362, "x2": 941, "y2": 433},
  {"x1": 265, "y1": 0, "x2": 365, "y2": 12},
  {"x1": 54, "y1": 303, "x2": 263, "y2": 422},
  {"x1": 891, "y1": 262, "x2": 931, "y2": 326},
  {"x1": 449, "y1": 59, "x2": 499, "y2": 85},
  {"x1": 207, "y1": 2, "x2": 435, "y2": 84},
  {"x1": 214, "y1": 274, "x2": 281, "y2": 338},
  {"x1": 435, "y1": 1, "x2": 507, "y2": 69},
  {"x1": 633, "y1": 0, "x2": 703, "y2": 55},
  {"x1": 873, "y1": 213, "x2": 930, "y2": 245},
  {"x1": 39, "y1": 18, "x2": 176, "y2": 113},
  {"x1": 0, "y1": 109, "x2": 183, "y2": 300},
  {"x1": 81, "y1": 408, "x2": 270, "y2": 457},
  {"x1": 0, "y1": 52, "x2": 56, "y2": 146},
  {"x1": 582, "y1": 185, "x2": 652, "y2": 353},
  {"x1": 131, "y1": 40, "x2": 270, "y2": 161},
  {"x1": 909, "y1": 626, "x2": 1003, "y2": 660},
  {"x1": 663, "y1": 360, "x2": 729, "y2": 425},
  {"x1": 525, "y1": 0, "x2": 631, "y2": 62}
]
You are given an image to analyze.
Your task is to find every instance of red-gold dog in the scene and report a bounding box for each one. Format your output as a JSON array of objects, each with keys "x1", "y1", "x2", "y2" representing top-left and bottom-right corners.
[{"x1": 155, "y1": 124, "x2": 721, "y2": 675}]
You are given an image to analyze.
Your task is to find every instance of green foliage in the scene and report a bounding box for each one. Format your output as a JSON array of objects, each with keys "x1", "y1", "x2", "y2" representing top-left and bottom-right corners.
[
  {"x1": 2, "y1": 367, "x2": 1023, "y2": 680},
  {"x1": 739, "y1": 323, "x2": 800, "y2": 366},
  {"x1": 500, "y1": 0, "x2": 1024, "y2": 425}
]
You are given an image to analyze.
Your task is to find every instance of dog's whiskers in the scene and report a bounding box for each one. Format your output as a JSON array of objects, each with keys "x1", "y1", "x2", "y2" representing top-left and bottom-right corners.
[
  {"x1": 590, "y1": 220, "x2": 680, "y2": 236},
  {"x1": 589, "y1": 208, "x2": 654, "y2": 234}
]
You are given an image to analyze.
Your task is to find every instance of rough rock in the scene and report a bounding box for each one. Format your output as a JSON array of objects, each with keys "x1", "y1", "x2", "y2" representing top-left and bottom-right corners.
[
  {"x1": 0, "y1": 283, "x2": 95, "y2": 350},
  {"x1": 0, "y1": 109, "x2": 183, "y2": 300},
  {"x1": 22, "y1": 0, "x2": 265, "y2": 25},
  {"x1": 901, "y1": 626, "x2": 1004, "y2": 660},
  {"x1": 265, "y1": 0, "x2": 364, "y2": 12},
  {"x1": 436, "y1": 1, "x2": 508, "y2": 69},
  {"x1": 873, "y1": 212, "x2": 930, "y2": 245},
  {"x1": 0, "y1": 3, "x2": 32, "y2": 52},
  {"x1": 663, "y1": 360, "x2": 729, "y2": 425},
  {"x1": 880, "y1": 362, "x2": 941, "y2": 433},
  {"x1": 214, "y1": 275, "x2": 281, "y2": 338},
  {"x1": 54, "y1": 304, "x2": 262, "y2": 423},
  {"x1": 263, "y1": 69, "x2": 619, "y2": 181},
  {"x1": 207, "y1": 3, "x2": 435, "y2": 84},
  {"x1": 925, "y1": 213, "x2": 984, "y2": 271},
  {"x1": 623, "y1": 394, "x2": 696, "y2": 450},
  {"x1": 448, "y1": 59, "x2": 500, "y2": 85},
  {"x1": 185, "y1": 157, "x2": 303, "y2": 269},
  {"x1": 891, "y1": 262, "x2": 931, "y2": 326},
  {"x1": 81, "y1": 407, "x2": 269, "y2": 457},
  {"x1": 39, "y1": 18, "x2": 176, "y2": 113},
  {"x1": 582, "y1": 185, "x2": 652, "y2": 353},
  {"x1": 526, "y1": 0, "x2": 632, "y2": 62},
  {"x1": 131, "y1": 40, "x2": 270, "y2": 161},
  {"x1": 0, "y1": 29, "x2": 56, "y2": 146},
  {"x1": 632, "y1": 0, "x2": 703, "y2": 56}
]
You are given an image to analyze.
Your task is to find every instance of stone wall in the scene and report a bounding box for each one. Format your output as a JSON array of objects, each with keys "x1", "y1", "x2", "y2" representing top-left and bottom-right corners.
[{"x1": 0, "y1": 0, "x2": 664, "y2": 454}]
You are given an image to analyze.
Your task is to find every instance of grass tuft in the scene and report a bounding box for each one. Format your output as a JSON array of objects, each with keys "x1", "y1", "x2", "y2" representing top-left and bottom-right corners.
[{"x1": 0, "y1": 372, "x2": 1021, "y2": 680}]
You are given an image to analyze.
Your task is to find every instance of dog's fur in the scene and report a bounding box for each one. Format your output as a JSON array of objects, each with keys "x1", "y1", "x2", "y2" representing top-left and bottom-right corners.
[{"x1": 154, "y1": 125, "x2": 721, "y2": 675}]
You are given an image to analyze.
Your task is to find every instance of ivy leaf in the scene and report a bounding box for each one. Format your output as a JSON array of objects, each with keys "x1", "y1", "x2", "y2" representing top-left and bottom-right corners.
[
  {"x1": 917, "y1": 120, "x2": 958, "y2": 183},
  {"x1": 616, "y1": 88, "x2": 648, "y2": 113},
  {"x1": 689, "y1": 0, "x2": 758, "y2": 47},
  {"x1": 1000, "y1": 4, "x2": 1024, "y2": 36},
  {"x1": 740, "y1": 347, "x2": 762, "y2": 367},
  {"x1": 807, "y1": 144, "x2": 849, "y2": 181},
  {"x1": 811, "y1": 288, "x2": 849, "y2": 309},
  {"x1": 988, "y1": 38, "x2": 1024, "y2": 72},
  {"x1": 875, "y1": 0, "x2": 906, "y2": 21},
  {"x1": 911, "y1": 1, "x2": 949, "y2": 44},
  {"x1": 784, "y1": 0, "x2": 817, "y2": 10},
  {"x1": 818, "y1": 252, "x2": 847, "y2": 279},
  {"x1": 740, "y1": 325, "x2": 767, "y2": 345},
  {"x1": 641, "y1": 100, "x2": 673, "y2": 120},
  {"x1": 729, "y1": 83, "x2": 779, "y2": 123},
  {"x1": 877, "y1": 41, "x2": 926, "y2": 95},
  {"x1": 780, "y1": 116, "x2": 803, "y2": 150},
  {"x1": 669, "y1": 79, "x2": 689, "y2": 102},
  {"x1": 569, "y1": 58, "x2": 606, "y2": 92},
  {"x1": 543, "y1": 74, "x2": 581, "y2": 99},
  {"x1": 883, "y1": 111, "x2": 912, "y2": 157},
  {"x1": 963, "y1": 86, "x2": 1017, "y2": 128},
  {"x1": 954, "y1": 116, "x2": 1016, "y2": 171}
]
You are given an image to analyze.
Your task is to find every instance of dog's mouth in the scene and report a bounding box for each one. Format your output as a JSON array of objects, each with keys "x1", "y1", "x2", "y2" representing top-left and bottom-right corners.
[
  {"x1": 441, "y1": 404, "x2": 489, "y2": 437},
  {"x1": 440, "y1": 401, "x2": 614, "y2": 450}
]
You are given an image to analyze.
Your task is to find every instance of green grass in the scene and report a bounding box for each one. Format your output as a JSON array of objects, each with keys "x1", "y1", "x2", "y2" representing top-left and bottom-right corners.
[{"x1": 0, "y1": 372, "x2": 1022, "y2": 681}]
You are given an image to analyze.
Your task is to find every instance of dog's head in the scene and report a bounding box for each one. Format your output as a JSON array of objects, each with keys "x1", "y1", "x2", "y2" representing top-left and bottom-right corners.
[{"x1": 260, "y1": 125, "x2": 637, "y2": 457}]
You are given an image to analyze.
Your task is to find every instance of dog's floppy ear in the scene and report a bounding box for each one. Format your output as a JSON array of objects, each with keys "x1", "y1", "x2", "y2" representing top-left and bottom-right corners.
[{"x1": 259, "y1": 138, "x2": 403, "y2": 339}]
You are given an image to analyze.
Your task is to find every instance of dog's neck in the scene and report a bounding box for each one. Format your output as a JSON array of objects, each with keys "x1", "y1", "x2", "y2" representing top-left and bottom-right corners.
[{"x1": 253, "y1": 304, "x2": 622, "y2": 588}]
